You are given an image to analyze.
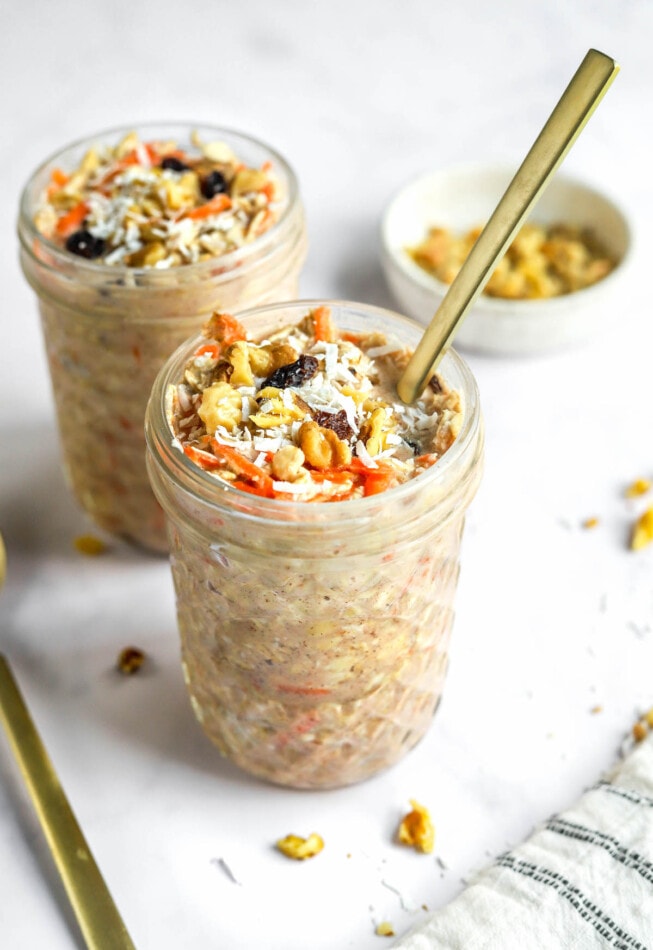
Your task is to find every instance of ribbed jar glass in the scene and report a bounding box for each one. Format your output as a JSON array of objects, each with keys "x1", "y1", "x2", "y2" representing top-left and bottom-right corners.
[
  {"x1": 18, "y1": 123, "x2": 307, "y2": 552},
  {"x1": 146, "y1": 301, "x2": 484, "y2": 788}
]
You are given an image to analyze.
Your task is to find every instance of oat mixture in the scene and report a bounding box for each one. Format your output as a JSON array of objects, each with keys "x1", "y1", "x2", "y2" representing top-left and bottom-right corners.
[
  {"x1": 168, "y1": 307, "x2": 462, "y2": 501},
  {"x1": 149, "y1": 304, "x2": 482, "y2": 788},
  {"x1": 35, "y1": 130, "x2": 279, "y2": 267},
  {"x1": 408, "y1": 221, "x2": 616, "y2": 299}
]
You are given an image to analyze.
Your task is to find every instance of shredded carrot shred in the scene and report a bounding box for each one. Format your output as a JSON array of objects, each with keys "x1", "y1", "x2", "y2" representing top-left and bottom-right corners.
[
  {"x1": 362, "y1": 471, "x2": 395, "y2": 496},
  {"x1": 183, "y1": 444, "x2": 224, "y2": 470},
  {"x1": 55, "y1": 201, "x2": 89, "y2": 237},
  {"x1": 311, "y1": 306, "x2": 336, "y2": 343},
  {"x1": 340, "y1": 332, "x2": 364, "y2": 345},
  {"x1": 211, "y1": 441, "x2": 274, "y2": 495},
  {"x1": 184, "y1": 194, "x2": 232, "y2": 220},
  {"x1": 276, "y1": 683, "x2": 331, "y2": 696},
  {"x1": 193, "y1": 343, "x2": 222, "y2": 360},
  {"x1": 51, "y1": 167, "x2": 69, "y2": 187},
  {"x1": 203, "y1": 312, "x2": 248, "y2": 346}
]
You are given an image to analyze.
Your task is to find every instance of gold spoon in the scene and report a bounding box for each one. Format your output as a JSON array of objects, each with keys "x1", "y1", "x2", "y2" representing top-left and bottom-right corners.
[
  {"x1": 0, "y1": 534, "x2": 136, "y2": 949},
  {"x1": 397, "y1": 48, "x2": 619, "y2": 404}
]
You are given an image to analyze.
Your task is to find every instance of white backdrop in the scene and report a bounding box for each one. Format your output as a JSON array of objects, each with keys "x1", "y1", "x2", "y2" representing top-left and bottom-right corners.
[{"x1": 1, "y1": 2, "x2": 652, "y2": 947}]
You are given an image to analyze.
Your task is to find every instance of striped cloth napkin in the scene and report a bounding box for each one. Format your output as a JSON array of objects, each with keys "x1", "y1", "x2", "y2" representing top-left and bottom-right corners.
[{"x1": 396, "y1": 733, "x2": 653, "y2": 949}]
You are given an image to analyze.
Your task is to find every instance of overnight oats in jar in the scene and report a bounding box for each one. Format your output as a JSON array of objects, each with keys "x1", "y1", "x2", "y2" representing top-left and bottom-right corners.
[
  {"x1": 146, "y1": 301, "x2": 483, "y2": 789},
  {"x1": 18, "y1": 124, "x2": 307, "y2": 552}
]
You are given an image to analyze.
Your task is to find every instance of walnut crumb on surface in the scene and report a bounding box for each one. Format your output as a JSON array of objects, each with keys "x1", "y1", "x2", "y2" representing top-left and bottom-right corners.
[
  {"x1": 73, "y1": 534, "x2": 107, "y2": 556},
  {"x1": 275, "y1": 833, "x2": 324, "y2": 860},
  {"x1": 633, "y1": 721, "x2": 649, "y2": 743},
  {"x1": 117, "y1": 646, "x2": 146, "y2": 675},
  {"x1": 397, "y1": 799, "x2": 435, "y2": 854},
  {"x1": 375, "y1": 922, "x2": 395, "y2": 937},
  {"x1": 625, "y1": 478, "x2": 651, "y2": 498},
  {"x1": 630, "y1": 507, "x2": 653, "y2": 551}
]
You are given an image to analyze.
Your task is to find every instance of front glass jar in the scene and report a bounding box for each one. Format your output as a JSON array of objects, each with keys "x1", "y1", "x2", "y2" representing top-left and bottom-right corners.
[{"x1": 146, "y1": 300, "x2": 484, "y2": 788}]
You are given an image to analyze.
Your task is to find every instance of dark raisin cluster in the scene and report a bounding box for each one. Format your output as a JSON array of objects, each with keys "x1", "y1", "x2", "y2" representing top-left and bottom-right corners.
[
  {"x1": 65, "y1": 229, "x2": 106, "y2": 259},
  {"x1": 312, "y1": 409, "x2": 354, "y2": 441},
  {"x1": 263, "y1": 355, "x2": 319, "y2": 389}
]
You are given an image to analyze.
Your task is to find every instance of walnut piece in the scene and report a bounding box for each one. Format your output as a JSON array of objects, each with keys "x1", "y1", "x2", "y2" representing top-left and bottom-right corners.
[
  {"x1": 198, "y1": 382, "x2": 242, "y2": 433},
  {"x1": 397, "y1": 799, "x2": 435, "y2": 854},
  {"x1": 272, "y1": 445, "x2": 306, "y2": 482},
  {"x1": 73, "y1": 534, "x2": 107, "y2": 556},
  {"x1": 375, "y1": 922, "x2": 395, "y2": 937},
  {"x1": 276, "y1": 833, "x2": 324, "y2": 860},
  {"x1": 117, "y1": 647, "x2": 145, "y2": 675},
  {"x1": 298, "y1": 421, "x2": 352, "y2": 470},
  {"x1": 630, "y1": 507, "x2": 653, "y2": 551}
]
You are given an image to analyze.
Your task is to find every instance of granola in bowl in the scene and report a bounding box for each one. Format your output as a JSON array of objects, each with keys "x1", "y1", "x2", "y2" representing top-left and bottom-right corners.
[{"x1": 408, "y1": 221, "x2": 616, "y2": 300}]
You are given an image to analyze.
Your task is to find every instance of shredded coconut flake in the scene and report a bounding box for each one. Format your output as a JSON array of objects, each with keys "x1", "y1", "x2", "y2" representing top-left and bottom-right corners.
[{"x1": 355, "y1": 441, "x2": 378, "y2": 468}]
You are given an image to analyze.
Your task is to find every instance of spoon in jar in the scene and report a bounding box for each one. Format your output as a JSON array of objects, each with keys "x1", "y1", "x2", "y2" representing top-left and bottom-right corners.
[
  {"x1": 0, "y1": 532, "x2": 136, "y2": 949},
  {"x1": 397, "y1": 47, "x2": 619, "y2": 404}
]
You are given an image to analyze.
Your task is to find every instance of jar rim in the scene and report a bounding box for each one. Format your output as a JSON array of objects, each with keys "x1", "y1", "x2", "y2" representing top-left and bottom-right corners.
[
  {"x1": 145, "y1": 299, "x2": 483, "y2": 526},
  {"x1": 18, "y1": 121, "x2": 301, "y2": 282}
]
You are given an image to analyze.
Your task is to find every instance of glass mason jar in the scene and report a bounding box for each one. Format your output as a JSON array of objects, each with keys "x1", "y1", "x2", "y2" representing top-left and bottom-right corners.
[
  {"x1": 145, "y1": 301, "x2": 484, "y2": 789},
  {"x1": 18, "y1": 123, "x2": 307, "y2": 553}
]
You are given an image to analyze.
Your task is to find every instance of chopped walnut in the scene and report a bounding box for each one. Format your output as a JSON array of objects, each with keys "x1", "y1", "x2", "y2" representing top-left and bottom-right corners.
[
  {"x1": 73, "y1": 534, "x2": 107, "y2": 556},
  {"x1": 275, "y1": 832, "x2": 324, "y2": 860},
  {"x1": 625, "y1": 478, "x2": 652, "y2": 499},
  {"x1": 375, "y1": 922, "x2": 395, "y2": 937},
  {"x1": 272, "y1": 445, "x2": 306, "y2": 482},
  {"x1": 198, "y1": 382, "x2": 242, "y2": 433},
  {"x1": 299, "y1": 421, "x2": 352, "y2": 470},
  {"x1": 633, "y1": 721, "x2": 648, "y2": 743},
  {"x1": 397, "y1": 799, "x2": 435, "y2": 854},
  {"x1": 630, "y1": 508, "x2": 653, "y2": 551},
  {"x1": 117, "y1": 646, "x2": 146, "y2": 675}
]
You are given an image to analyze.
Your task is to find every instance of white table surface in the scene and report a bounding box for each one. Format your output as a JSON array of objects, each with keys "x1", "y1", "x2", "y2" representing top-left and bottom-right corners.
[{"x1": 1, "y1": 2, "x2": 652, "y2": 947}]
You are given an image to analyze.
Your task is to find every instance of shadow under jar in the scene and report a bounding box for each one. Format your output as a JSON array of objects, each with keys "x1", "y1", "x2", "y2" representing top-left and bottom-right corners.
[
  {"x1": 18, "y1": 123, "x2": 307, "y2": 552},
  {"x1": 145, "y1": 300, "x2": 484, "y2": 789}
]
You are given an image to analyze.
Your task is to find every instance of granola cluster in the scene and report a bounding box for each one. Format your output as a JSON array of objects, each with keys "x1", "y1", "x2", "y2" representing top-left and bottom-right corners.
[
  {"x1": 35, "y1": 130, "x2": 279, "y2": 267},
  {"x1": 168, "y1": 308, "x2": 462, "y2": 501},
  {"x1": 409, "y1": 221, "x2": 615, "y2": 299}
]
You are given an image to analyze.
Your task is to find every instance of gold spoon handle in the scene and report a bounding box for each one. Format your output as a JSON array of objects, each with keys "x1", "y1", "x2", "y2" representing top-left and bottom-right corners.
[
  {"x1": 397, "y1": 47, "x2": 619, "y2": 404},
  {"x1": 0, "y1": 654, "x2": 136, "y2": 949}
]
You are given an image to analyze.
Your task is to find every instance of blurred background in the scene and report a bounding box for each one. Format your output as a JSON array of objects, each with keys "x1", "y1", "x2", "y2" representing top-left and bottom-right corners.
[{"x1": 3, "y1": 0, "x2": 651, "y2": 416}]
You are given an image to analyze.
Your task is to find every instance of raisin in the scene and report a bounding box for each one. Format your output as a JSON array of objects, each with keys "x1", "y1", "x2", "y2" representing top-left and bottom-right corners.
[
  {"x1": 312, "y1": 409, "x2": 354, "y2": 441},
  {"x1": 160, "y1": 156, "x2": 190, "y2": 172},
  {"x1": 263, "y1": 355, "x2": 319, "y2": 389},
  {"x1": 404, "y1": 438, "x2": 421, "y2": 455},
  {"x1": 65, "y1": 229, "x2": 106, "y2": 259},
  {"x1": 428, "y1": 374, "x2": 443, "y2": 394},
  {"x1": 201, "y1": 170, "x2": 228, "y2": 198}
]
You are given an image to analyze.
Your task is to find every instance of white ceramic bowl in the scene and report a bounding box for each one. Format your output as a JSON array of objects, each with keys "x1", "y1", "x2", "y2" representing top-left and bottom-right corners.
[{"x1": 380, "y1": 163, "x2": 632, "y2": 355}]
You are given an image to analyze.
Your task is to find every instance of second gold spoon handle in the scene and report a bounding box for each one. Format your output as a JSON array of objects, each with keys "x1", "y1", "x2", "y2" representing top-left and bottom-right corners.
[
  {"x1": 0, "y1": 655, "x2": 136, "y2": 949},
  {"x1": 397, "y1": 48, "x2": 619, "y2": 404}
]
